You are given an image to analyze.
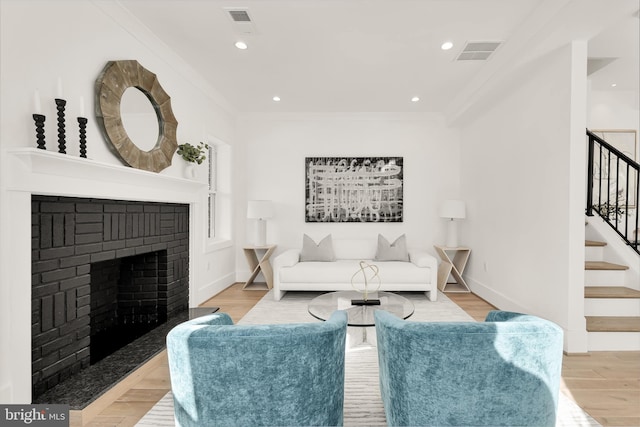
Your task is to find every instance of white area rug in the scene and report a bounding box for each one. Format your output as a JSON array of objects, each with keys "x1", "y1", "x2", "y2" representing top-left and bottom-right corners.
[{"x1": 136, "y1": 291, "x2": 601, "y2": 427}]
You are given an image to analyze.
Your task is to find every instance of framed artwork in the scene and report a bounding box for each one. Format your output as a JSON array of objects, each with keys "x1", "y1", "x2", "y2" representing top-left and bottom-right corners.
[
  {"x1": 305, "y1": 156, "x2": 403, "y2": 223},
  {"x1": 592, "y1": 129, "x2": 637, "y2": 162},
  {"x1": 591, "y1": 129, "x2": 638, "y2": 208}
]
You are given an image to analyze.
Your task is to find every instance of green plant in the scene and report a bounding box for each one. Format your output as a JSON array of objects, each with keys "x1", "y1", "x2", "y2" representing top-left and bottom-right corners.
[{"x1": 177, "y1": 142, "x2": 209, "y2": 164}]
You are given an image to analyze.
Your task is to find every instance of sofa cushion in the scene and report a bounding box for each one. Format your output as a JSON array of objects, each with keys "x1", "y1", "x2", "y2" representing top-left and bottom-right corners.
[
  {"x1": 375, "y1": 234, "x2": 409, "y2": 261},
  {"x1": 279, "y1": 260, "x2": 430, "y2": 284},
  {"x1": 300, "y1": 234, "x2": 335, "y2": 262}
]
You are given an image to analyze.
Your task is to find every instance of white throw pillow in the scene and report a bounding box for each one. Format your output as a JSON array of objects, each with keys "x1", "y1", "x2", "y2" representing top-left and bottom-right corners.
[
  {"x1": 300, "y1": 234, "x2": 336, "y2": 262},
  {"x1": 375, "y1": 234, "x2": 409, "y2": 261}
]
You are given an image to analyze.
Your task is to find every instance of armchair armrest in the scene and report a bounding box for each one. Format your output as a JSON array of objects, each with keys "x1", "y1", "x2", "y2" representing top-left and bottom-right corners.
[
  {"x1": 485, "y1": 310, "x2": 545, "y2": 323},
  {"x1": 172, "y1": 313, "x2": 234, "y2": 329}
]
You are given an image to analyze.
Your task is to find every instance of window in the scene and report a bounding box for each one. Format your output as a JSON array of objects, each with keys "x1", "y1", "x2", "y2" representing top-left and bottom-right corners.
[
  {"x1": 208, "y1": 144, "x2": 217, "y2": 239},
  {"x1": 206, "y1": 137, "x2": 232, "y2": 247}
]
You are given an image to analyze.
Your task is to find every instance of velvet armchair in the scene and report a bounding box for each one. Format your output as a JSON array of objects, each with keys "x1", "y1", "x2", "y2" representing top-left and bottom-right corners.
[
  {"x1": 375, "y1": 310, "x2": 564, "y2": 427},
  {"x1": 167, "y1": 311, "x2": 348, "y2": 427}
]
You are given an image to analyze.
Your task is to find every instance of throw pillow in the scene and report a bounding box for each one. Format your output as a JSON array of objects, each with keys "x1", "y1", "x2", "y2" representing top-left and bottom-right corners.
[
  {"x1": 300, "y1": 234, "x2": 336, "y2": 262},
  {"x1": 375, "y1": 234, "x2": 409, "y2": 261}
]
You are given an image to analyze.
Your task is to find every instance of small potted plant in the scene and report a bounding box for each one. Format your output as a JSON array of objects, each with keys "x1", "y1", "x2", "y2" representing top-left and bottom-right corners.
[{"x1": 177, "y1": 142, "x2": 209, "y2": 165}]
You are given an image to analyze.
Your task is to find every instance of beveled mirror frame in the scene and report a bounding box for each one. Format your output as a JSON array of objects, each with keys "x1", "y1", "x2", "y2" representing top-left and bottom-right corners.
[{"x1": 95, "y1": 60, "x2": 178, "y2": 172}]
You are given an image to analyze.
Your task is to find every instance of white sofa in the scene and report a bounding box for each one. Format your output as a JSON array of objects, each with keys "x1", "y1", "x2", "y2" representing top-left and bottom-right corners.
[{"x1": 272, "y1": 238, "x2": 438, "y2": 301}]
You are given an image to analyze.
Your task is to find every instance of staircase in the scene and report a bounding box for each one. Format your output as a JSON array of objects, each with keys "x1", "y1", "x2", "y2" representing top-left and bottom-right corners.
[
  {"x1": 584, "y1": 130, "x2": 640, "y2": 350},
  {"x1": 584, "y1": 238, "x2": 640, "y2": 351}
]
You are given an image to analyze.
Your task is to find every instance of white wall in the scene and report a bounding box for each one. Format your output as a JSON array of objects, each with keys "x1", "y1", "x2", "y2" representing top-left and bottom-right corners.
[
  {"x1": 589, "y1": 90, "x2": 640, "y2": 131},
  {"x1": 236, "y1": 112, "x2": 461, "y2": 278},
  {"x1": 0, "y1": 0, "x2": 237, "y2": 402},
  {"x1": 458, "y1": 43, "x2": 588, "y2": 352}
]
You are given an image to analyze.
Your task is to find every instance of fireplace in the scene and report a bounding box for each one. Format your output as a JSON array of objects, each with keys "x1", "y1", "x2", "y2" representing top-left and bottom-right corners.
[{"x1": 31, "y1": 196, "x2": 189, "y2": 398}]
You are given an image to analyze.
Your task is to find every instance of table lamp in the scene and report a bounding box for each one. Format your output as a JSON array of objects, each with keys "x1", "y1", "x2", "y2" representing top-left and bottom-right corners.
[
  {"x1": 247, "y1": 200, "x2": 273, "y2": 246},
  {"x1": 440, "y1": 200, "x2": 466, "y2": 247}
]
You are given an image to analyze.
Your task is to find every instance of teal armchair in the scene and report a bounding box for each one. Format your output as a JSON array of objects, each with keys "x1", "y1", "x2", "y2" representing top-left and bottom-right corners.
[
  {"x1": 375, "y1": 310, "x2": 564, "y2": 427},
  {"x1": 167, "y1": 311, "x2": 348, "y2": 427}
]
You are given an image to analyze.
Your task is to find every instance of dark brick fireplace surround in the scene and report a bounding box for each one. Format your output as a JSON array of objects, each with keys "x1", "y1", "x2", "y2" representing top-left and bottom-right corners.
[{"x1": 31, "y1": 195, "x2": 189, "y2": 398}]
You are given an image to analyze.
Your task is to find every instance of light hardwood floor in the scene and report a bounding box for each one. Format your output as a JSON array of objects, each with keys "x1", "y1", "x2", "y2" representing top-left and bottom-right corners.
[{"x1": 74, "y1": 285, "x2": 639, "y2": 427}]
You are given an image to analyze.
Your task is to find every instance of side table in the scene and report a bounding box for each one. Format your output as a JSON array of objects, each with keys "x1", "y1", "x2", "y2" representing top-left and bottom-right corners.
[
  {"x1": 433, "y1": 245, "x2": 471, "y2": 293},
  {"x1": 243, "y1": 245, "x2": 277, "y2": 290}
]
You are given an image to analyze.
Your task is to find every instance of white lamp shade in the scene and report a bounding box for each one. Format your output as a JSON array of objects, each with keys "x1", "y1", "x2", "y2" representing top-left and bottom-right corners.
[
  {"x1": 439, "y1": 200, "x2": 466, "y2": 219},
  {"x1": 247, "y1": 200, "x2": 274, "y2": 219}
]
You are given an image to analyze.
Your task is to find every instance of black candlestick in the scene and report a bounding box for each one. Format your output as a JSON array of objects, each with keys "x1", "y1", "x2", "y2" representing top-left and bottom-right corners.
[
  {"x1": 78, "y1": 117, "x2": 88, "y2": 158},
  {"x1": 55, "y1": 98, "x2": 66, "y2": 154},
  {"x1": 32, "y1": 114, "x2": 46, "y2": 150}
]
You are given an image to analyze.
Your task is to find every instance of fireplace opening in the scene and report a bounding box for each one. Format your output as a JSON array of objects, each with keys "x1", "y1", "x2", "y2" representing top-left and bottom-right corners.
[{"x1": 89, "y1": 250, "x2": 167, "y2": 364}]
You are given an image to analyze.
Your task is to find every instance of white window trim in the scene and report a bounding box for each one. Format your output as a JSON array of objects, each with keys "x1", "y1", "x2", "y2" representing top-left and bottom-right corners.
[{"x1": 204, "y1": 135, "x2": 232, "y2": 253}]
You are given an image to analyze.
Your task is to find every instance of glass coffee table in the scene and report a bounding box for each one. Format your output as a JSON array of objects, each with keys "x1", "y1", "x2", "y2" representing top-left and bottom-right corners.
[{"x1": 308, "y1": 291, "x2": 414, "y2": 346}]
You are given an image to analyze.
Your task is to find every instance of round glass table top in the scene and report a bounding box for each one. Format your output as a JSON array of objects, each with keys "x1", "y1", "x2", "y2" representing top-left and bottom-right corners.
[{"x1": 308, "y1": 291, "x2": 414, "y2": 327}]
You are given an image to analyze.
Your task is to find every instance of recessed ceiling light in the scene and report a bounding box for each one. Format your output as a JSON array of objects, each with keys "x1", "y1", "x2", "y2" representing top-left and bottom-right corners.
[
  {"x1": 611, "y1": 83, "x2": 617, "y2": 87},
  {"x1": 411, "y1": 96, "x2": 420, "y2": 102},
  {"x1": 441, "y1": 41, "x2": 453, "y2": 50},
  {"x1": 272, "y1": 96, "x2": 281, "y2": 102},
  {"x1": 235, "y1": 41, "x2": 248, "y2": 50}
]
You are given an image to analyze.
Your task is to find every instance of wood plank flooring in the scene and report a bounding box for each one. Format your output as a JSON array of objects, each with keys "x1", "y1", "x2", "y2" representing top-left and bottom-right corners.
[{"x1": 74, "y1": 285, "x2": 639, "y2": 427}]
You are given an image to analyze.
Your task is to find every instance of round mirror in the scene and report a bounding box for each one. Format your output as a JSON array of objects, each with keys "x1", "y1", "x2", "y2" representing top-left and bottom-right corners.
[
  {"x1": 95, "y1": 60, "x2": 178, "y2": 173},
  {"x1": 120, "y1": 87, "x2": 160, "y2": 152}
]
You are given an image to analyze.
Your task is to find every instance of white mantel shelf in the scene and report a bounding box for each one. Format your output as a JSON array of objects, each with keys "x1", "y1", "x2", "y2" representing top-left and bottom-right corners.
[{"x1": 6, "y1": 148, "x2": 207, "y2": 203}]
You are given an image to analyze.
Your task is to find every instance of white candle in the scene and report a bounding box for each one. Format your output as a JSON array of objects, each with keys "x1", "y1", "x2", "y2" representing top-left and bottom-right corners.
[
  {"x1": 56, "y1": 78, "x2": 63, "y2": 98},
  {"x1": 79, "y1": 96, "x2": 85, "y2": 117},
  {"x1": 34, "y1": 89, "x2": 42, "y2": 114}
]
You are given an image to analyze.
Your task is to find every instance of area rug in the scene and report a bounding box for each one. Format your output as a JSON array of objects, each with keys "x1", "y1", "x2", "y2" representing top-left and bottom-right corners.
[{"x1": 136, "y1": 291, "x2": 601, "y2": 427}]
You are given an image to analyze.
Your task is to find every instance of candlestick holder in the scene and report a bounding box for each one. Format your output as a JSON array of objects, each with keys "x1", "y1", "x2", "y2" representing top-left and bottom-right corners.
[
  {"x1": 32, "y1": 114, "x2": 46, "y2": 150},
  {"x1": 78, "y1": 117, "x2": 88, "y2": 158},
  {"x1": 55, "y1": 98, "x2": 67, "y2": 154}
]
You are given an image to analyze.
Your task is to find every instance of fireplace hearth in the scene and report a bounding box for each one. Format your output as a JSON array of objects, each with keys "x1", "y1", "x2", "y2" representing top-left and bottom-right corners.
[{"x1": 31, "y1": 196, "x2": 189, "y2": 399}]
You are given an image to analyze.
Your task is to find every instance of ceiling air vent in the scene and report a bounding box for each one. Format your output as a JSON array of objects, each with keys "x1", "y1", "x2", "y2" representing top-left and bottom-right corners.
[
  {"x1": 223, "y1": 7, "x2": 256, "y2": 34},
  {"x1": 228, "y1": 10, "x2": 251, "y2": 22},
  {"x1": 456, "y1": 41, "x2": 502, "y2": 61}
]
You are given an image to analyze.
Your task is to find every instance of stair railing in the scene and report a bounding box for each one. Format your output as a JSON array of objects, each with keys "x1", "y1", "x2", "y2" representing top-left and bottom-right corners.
[{"x1": 586, "y1": 129, "x2": 639, "y2": 255}]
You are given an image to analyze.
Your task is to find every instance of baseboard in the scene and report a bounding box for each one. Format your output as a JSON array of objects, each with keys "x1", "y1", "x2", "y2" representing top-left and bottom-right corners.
[
  {"x1": 193, "y1": 272, "x2": 235, "y2": 306},
  {"x1": 236, "y1": 268, "x2": 263, "y2": 283},
  {"x1": 465, "y1": 276, "x2": 529, "y2": 314}
]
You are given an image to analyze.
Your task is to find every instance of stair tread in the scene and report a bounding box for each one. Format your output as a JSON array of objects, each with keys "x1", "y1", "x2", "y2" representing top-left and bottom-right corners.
[
  {"x1": 585, "y1": 286, "x2": 640, "y2": 298},
  {"x1": 586, "y1": 316, "x2": 640, "y2": 332},
  {"x1": 585, "y1": 240, "x2": 607, "y2": 247},
  {"x1": 585, "y1": 261, "x2": 629, "y2": 271}
]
